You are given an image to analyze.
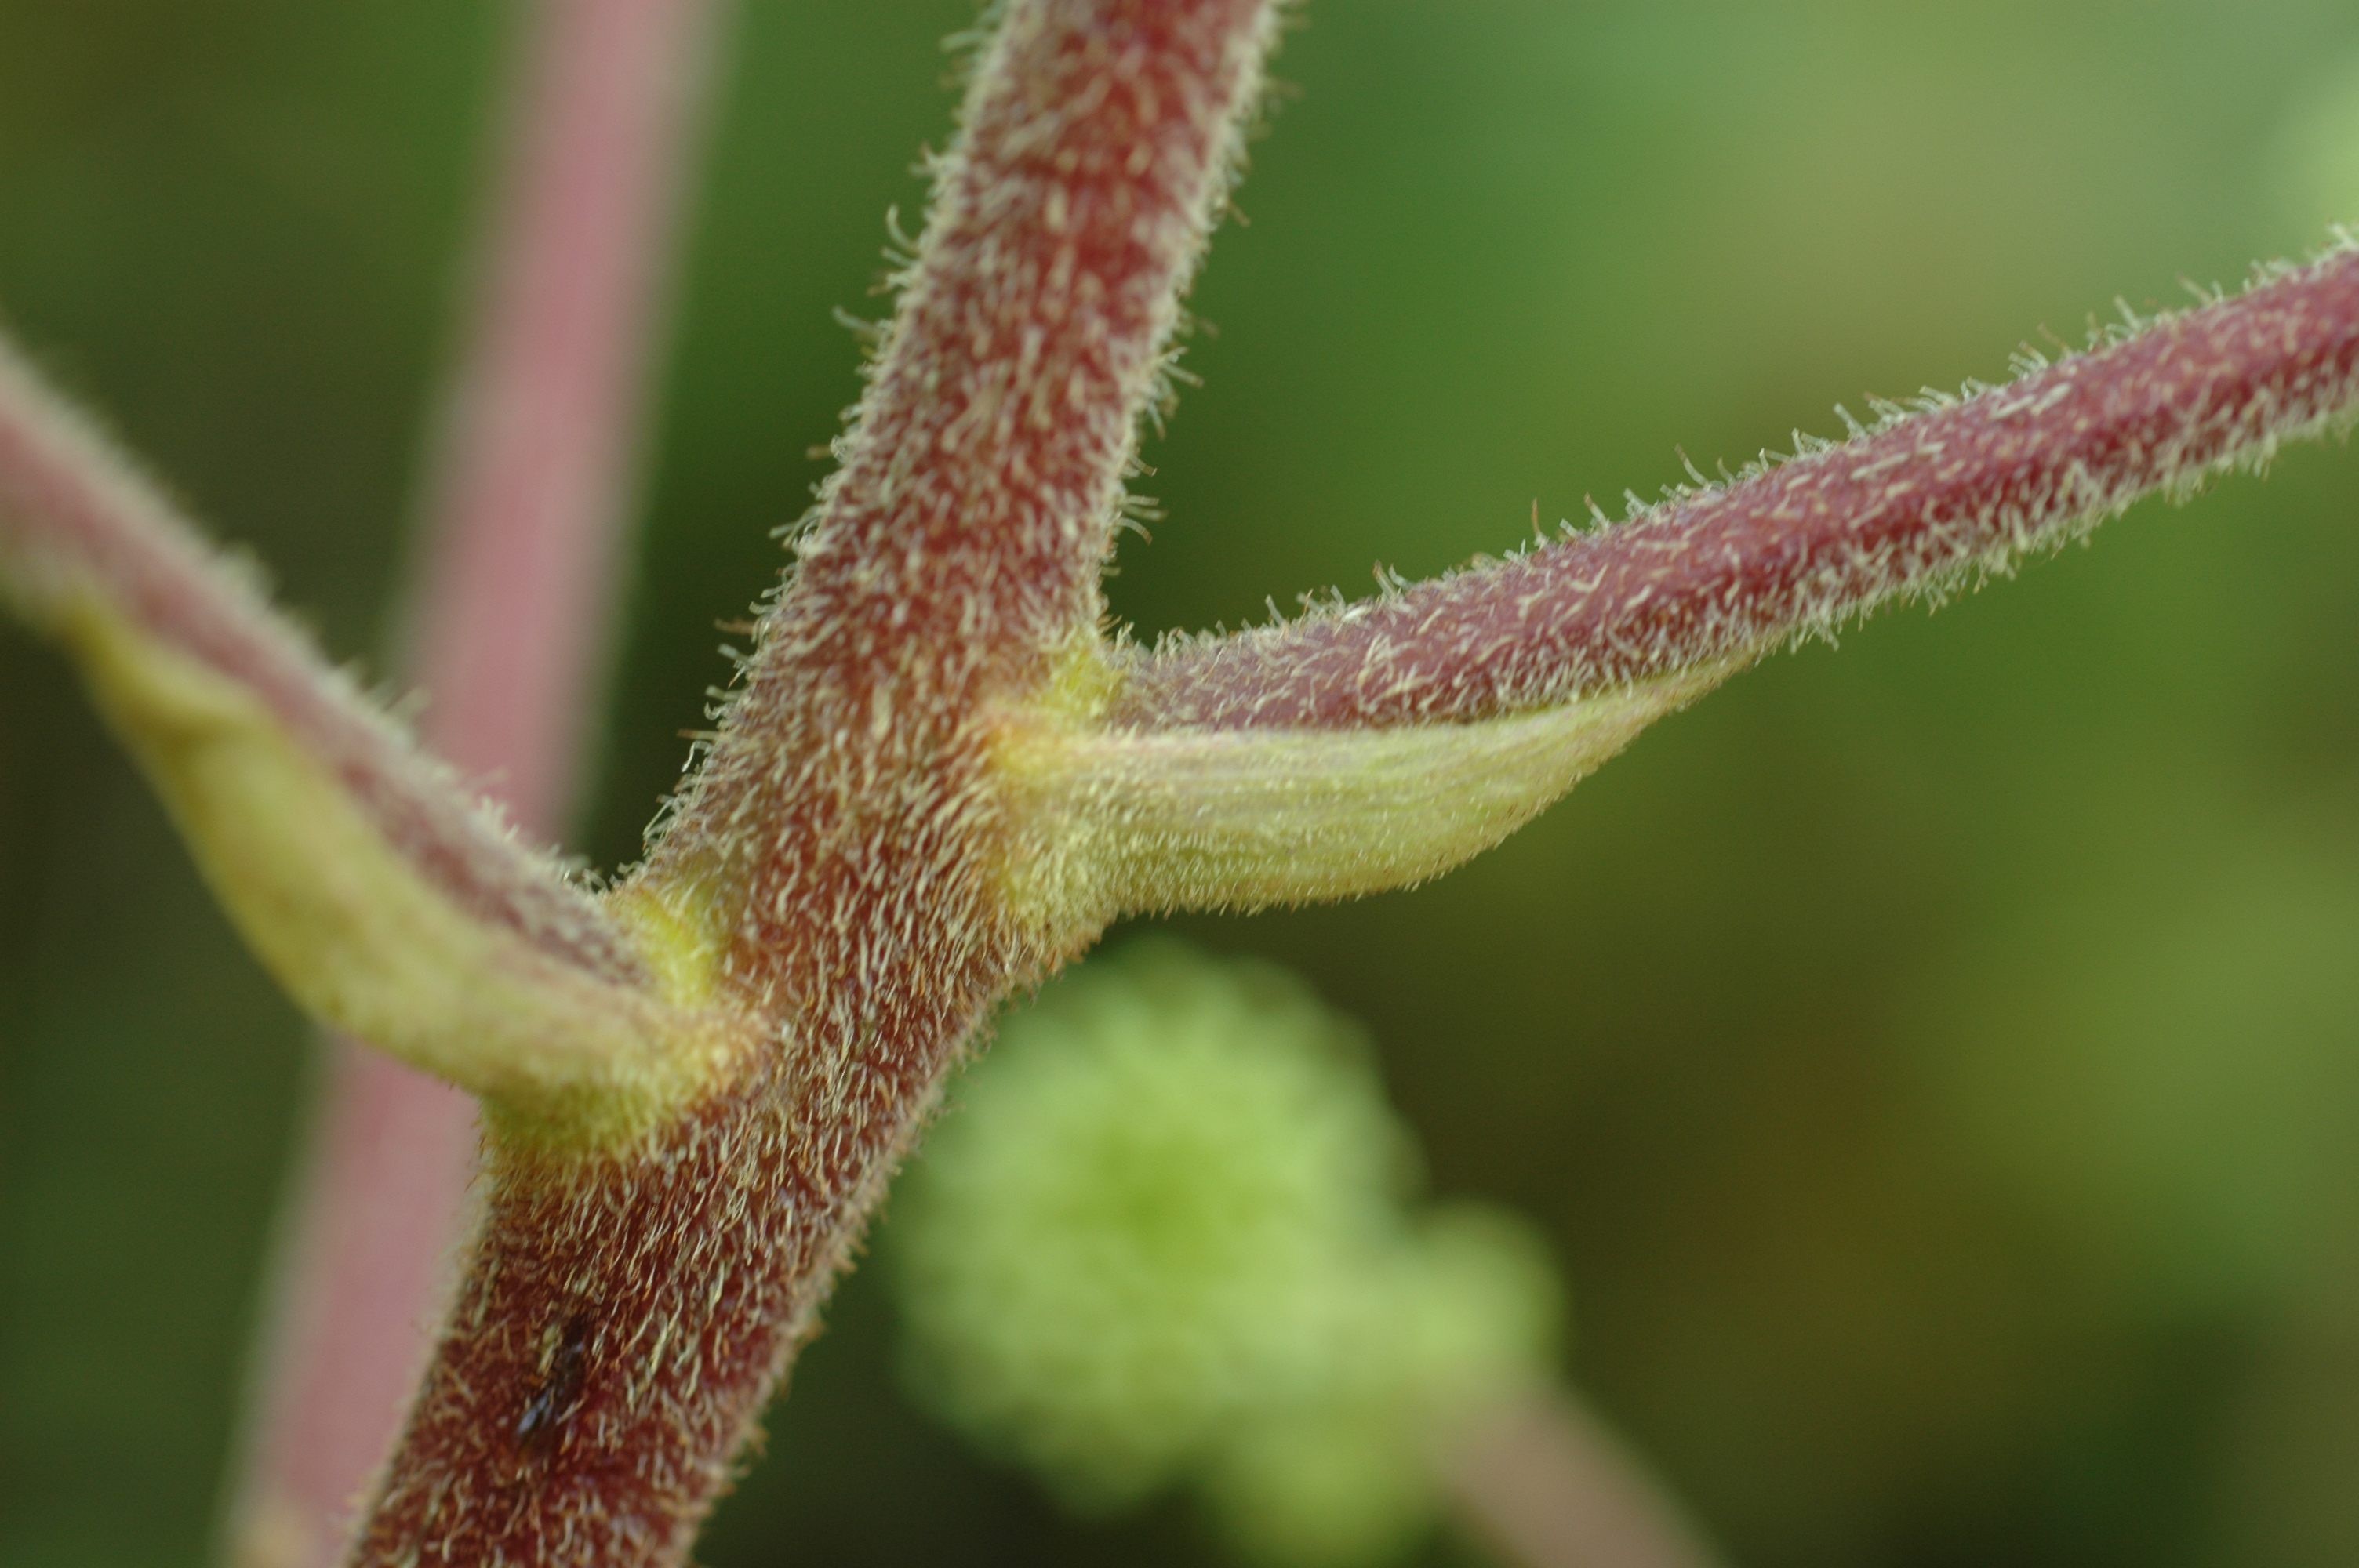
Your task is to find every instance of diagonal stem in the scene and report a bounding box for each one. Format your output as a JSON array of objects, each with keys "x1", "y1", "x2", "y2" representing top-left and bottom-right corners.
[
  {"x1": 649, "y1": 0, "x2": 1285, "y2": 916},
  {"x1": 0, "y1": 339, "x2": 632, "y2": 982},
  {"x1": 1111, "y1": 247, "x2": 2359, "y2": 734}
]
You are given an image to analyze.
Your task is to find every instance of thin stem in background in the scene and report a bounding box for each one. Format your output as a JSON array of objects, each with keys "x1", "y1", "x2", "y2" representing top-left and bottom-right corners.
[
  {"x1": 1444, "y1": 1391, "x2": 1727, "y2": 1568},
  {"x1": 224, "y1": 2, "x2": 726, "y2": 1563}
]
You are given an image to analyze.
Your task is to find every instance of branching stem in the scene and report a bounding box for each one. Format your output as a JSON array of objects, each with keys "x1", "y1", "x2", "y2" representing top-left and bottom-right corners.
[
  {"x1": 347, "y1": 5, "x2": 1281, "y2": 1563},
  {"x1": 7, "y1": 5, "x2": 2359, "y2": 1565}
]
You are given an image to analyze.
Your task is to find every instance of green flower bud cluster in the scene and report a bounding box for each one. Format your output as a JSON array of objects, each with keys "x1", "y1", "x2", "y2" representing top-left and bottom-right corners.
[{"x1": 890, "y1": 940, "x2": 1563, "y2": 1566}]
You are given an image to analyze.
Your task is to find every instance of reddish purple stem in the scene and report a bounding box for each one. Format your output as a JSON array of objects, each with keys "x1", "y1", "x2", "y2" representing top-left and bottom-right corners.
[
  {"x1": 1113, "y1": 249, "x2": 2359, "y2": 732},
  {"x1": 0, "y1": 345, "x2": 632, "y2": 983}
]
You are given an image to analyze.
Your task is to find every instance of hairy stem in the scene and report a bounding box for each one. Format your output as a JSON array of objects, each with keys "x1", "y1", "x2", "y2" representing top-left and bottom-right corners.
[
  {"x1": 959, "y1": 245, "x2": 2359, "y2": 923},
  {"x1": 1113, "y1": 248, "x2": 2359, "y2": 732},
  {"x1": 0, "y1": 342, "x2": 630, "y2": 980},
  {"x1": 224, "y1": 2, "x2": 725, "y2": 1563},
  {"x1": 346, "y1": 5, "x2": 1281, "y2": 1563}
]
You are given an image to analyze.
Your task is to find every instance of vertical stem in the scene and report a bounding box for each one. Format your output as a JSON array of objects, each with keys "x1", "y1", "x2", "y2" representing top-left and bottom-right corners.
[{"x1": 223, "y1": 3, "x2": 724, "y2": 1563}]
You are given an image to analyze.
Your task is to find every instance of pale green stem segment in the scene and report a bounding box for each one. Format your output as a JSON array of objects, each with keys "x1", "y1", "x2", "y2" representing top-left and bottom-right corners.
[
  {"x1": 995, "y1": 653, "x2": 1735, "y2": 936},
  {"x1": 57, "y1": 592, "x2": 732, "y2": 1145}
]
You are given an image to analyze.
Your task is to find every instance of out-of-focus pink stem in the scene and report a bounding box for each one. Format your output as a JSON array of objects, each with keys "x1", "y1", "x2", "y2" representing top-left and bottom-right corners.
[
  {"x1": 224, "y1": 3, "x2": 725, "y2": 1564},
  {"x1": 1442, "y1": 1391, "x2": 1725, "y2": 1568},
  {"x1": 400, "y1": 0, "x2": 721, "y2": 825}
]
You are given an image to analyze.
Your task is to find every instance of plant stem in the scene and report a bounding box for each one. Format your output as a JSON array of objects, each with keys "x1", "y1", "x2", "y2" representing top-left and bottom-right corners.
[
  {"x1": 223, "y1": 2, "x2": 724, "y2": 1563},
  {"x1": 0, "y1": 339, "x2": 628, "y2": 980},
  {"x1": 346, "y1": 5, "x2": 1280, "y2": 1563},
  {"x1": 1112, "y1": 249, "x2": 2359, "y2": 733},
  {"x1": 1443, "y1": 1391, "x2": 1725, "y2": 1568}
]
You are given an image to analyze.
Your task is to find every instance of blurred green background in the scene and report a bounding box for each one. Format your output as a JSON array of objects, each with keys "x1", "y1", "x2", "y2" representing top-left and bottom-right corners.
[{"x1": 5, "y1": 2, "x2": 2359, "y2": 1564}]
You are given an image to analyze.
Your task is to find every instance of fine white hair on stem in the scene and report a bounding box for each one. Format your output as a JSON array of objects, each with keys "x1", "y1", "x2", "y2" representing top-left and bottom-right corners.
[
  {"x1": 1111, "y1": 238, "x2": 2359, "y2": 736},
  {"x1": 0, "y1": 336, "x2": 633, "y2": 981}
]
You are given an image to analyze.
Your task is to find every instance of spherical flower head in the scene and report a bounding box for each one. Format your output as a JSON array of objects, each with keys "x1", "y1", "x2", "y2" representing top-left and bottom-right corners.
[{"x1": 891, "y1": 939, "x2": 1416, "y2": 1508}]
